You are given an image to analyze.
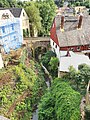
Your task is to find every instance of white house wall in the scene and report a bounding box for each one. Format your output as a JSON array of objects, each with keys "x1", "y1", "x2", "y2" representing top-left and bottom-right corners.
[
  {"x1": 50, "y1": 38, "x2": 60, "y2": 61},
  {"x1": 20, "y1": 9, "x2": 30, "y2": 36}
]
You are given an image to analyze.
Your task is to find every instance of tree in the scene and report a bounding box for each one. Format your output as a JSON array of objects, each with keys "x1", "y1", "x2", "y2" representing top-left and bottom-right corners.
[
  {"x1": 78, "y1": 64, "x2": 90, "y2": 85},
  {"x1": 17, "y1": 0, "x2": 24, "y2": 7},
  {"x1": 41, "y1": 51, "x2": 56, "y2": 69},
  {"x1": 63, "y1": 64, "x2": 90, "y2": 95},
  {"x1": 68, "y1": 66, "x2": 82, "y2": 90},
  {"x1": 49, "y1": 57, "x2": 59, "y2": 78},
  {"x1": 37, "y1": 0, "x2": 56, "y2": 36},
  {"x1": 0, "y1": 0, "x2": 10, "y2": 7},
  {"x1": 85, "y1": 105, "x2": 90, "y2": 120},
  {"x1": 38, "y1": 78, "x2": 81, "y2": 120},
  {"x1": 7, "y1": 0, "x2": 17, "y2": 7},
  {"x1": 38, "y1": 92, "x2": 56, "y2": 120},
  {"x1": 25, "y1": 2, "x2": 41, "y2": 37}
]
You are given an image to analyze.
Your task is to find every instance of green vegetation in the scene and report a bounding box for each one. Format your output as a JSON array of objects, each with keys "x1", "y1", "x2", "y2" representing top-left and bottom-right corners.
[
  {"x1": 0, "y1": 0, "x2": 56, "y2": 36},
  {"x1": 25, "y1": 2, "x2": 42, "y2": 37},
  {"x1": 63, "y1": 64, "x2": 90, "y2": 95},
  {"x1": 85, "y1": 105, "x2": 90, "y2": 120},
  {"x1": 0, "y1": 0, "x2": 10, "y2": 7},
  {"x1": 0, "y1": 49, "x2": 46, "y2": 120},
  {"x1": 38, "y1": 78, "x2": 81, "y2": 120},
  {"x1": 37, "y1": 0, "x2": 56, "y2": 36},
  {"x1": 25, "y1": 0, "x2": 56, "y2": 36},
  {"x1": 0, "y1": 0, "x2": 19, "y2": 7},
  {"x1": 41, "y1": 50, "x2": 56, "y2": 68},
  {"x1": 41, "y1": 50, "x2": 59, "y2": 78},
  {"x1": 55, "y1": 0, "x2": 90, "y2": 8}
]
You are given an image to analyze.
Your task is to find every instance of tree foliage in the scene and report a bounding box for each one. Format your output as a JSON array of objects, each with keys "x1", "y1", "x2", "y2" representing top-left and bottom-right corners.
[
  {"x1": 63, "y1": 64, "x2": 90, "y2": 95},
  {"x1": 41, "y1": 51, "x2": 58, "y2": 78},
  {"x1": 41, "y1": 50, "x2": 56, "y2": 69},
  {"x1": 7, "y1": 0, "x2": 17, "y2": 7},
  {"x1": 0, "y1": 0, "x2": 10, "y2": 7},
  {"x1": 37, "y1": 0, "x2": 56, "y2": 36},
  {"x1": 85, "y1": 105, "x2": 90, "y2": 120},
  {"x1": 49, "y1": 57, "x2": 59, "y2": 77},
  {"x1": 38, "y1": 78, "x2": 81, "y2": 120},
  {"x1": 25, "y1": 2, "x2": 41, "y2": 37}
]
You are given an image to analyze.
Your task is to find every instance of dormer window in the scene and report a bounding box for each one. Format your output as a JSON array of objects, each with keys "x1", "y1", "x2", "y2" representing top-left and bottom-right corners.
[
  {"x1": 71, "y1": 48, "x2": 74, "y2": 51},
  {"x1": 77, "y1": 46, "x2": 80, "y2": 51}
]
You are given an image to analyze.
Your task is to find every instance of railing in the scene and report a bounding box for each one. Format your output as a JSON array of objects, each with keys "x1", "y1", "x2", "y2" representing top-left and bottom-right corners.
[{"x1": 24, "y1": 37, "x2": 50, "y2": 42}]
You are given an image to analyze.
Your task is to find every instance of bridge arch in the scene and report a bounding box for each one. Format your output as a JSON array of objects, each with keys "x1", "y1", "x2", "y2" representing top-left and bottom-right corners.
[{"x1": 25, "y1": 37, "x2": 50, "y2": 59}]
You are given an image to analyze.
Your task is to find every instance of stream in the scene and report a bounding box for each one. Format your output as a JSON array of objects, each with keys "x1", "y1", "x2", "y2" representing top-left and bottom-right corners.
[
  {"x1": 32, "y1": 63, "x2": 51, "y2": 120},
  {"x1": 33, "y1": 109, "x2": 38, "y2": 120}
]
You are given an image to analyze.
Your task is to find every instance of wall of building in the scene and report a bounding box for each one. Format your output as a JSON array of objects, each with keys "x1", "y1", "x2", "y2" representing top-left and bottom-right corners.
[
  {"x1": 50, "y1": 38, "x2": 60, "y2": 61},
  {"x1": 60, "y1": 45, "x2": 90, "y2": 52},
  {"x1": 20, "y1": 9, "x2": 30, "y2": 37},
  {"x1": 0, "y1": 10, "x2": 23, "y2": 53},
  {"x1": 50, "y1": 19, "x2": 59, "y2": 46}
]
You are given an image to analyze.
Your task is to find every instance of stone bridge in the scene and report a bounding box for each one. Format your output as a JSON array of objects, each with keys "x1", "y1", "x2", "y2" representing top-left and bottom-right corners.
[{"x1": 24, "y1": 37, "x2": 50, "y2": 58}]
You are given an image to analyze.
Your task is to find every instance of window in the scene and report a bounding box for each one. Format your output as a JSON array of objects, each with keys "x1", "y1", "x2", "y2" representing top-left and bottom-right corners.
[
  {"x1": 71, "y1": 48, "x2": 74, "y2": 51},
  {"x1": 2, "y1": 26, "x2": 5, "y2": 33},
  {"x1": 14, "y1": 36, "x2": 16, "y2": 40},
  {"x1": 55, "y1": 45, "x2": 57, "y2": 48},
  {"x1": 23, "y1": 12, "x2": 25, "y2": 16},
  {"x1": 53, "y1": 42, "x2": 54, "y2": 46},
  {"x1": 26, "y1": 28, "x2": 29, "y2": 37},
  {"x1": 11, "y1": 24, "x2": 14, "y2": 30},
  {"x1": 77, "y1": 46, "x2": 80, "y2": 51}
]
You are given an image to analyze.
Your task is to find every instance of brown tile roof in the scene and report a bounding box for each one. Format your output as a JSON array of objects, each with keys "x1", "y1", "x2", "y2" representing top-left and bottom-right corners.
[{"x1": 55, "y1": 15, "x2": 90, "y2": 47}]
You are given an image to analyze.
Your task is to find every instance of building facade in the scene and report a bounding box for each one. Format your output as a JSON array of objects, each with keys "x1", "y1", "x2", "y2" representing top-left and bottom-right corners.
[
  {"x1": 50, "y1": 8, "x2": 90, "y2": 74},
  {"x1": 9, "y1": 8, "x2": 30, "y2": 37},
  {"x1": 0, "y1": 9, "x2": 23, "y2": 53},
  {"x1": 50, "y1": 11, "x2": 90, "y2": 58}
]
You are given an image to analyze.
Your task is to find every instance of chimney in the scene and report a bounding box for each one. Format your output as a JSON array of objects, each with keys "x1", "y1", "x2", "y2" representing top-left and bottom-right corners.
[
  {"x1": 60, "y1": 15, "x2": 64, "y2": 31},
  {"x1": 78, "y1": 14, "x2": 83, "y2": 29}
]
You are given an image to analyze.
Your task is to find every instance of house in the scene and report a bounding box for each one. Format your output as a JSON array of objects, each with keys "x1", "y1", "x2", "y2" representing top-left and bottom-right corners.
[
  {"x1": 0, "y1": 9, "x2": 23, "y2": 53},
  {"x1": 50, "y1": 8, "x2": 90, "y2": 74},
  {"x1": 9, "y1": 8, "x2": 30, "y2": 37},
  {"x1": 50, "y1": 9, "x2": 90, "y2": 59}
]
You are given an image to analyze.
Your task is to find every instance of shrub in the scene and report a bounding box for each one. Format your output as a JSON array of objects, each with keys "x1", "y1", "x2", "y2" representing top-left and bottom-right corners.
[
  {"x1": 85, "y1": 105, "x2": 90, "y2": 120},
  {"x1": 38, "y1": 78, "x2": 81, "y2": 120}
]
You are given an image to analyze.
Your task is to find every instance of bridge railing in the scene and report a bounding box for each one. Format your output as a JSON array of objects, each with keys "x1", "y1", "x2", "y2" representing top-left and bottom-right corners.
[{"x1": 24, "y1": 37, "x2": 50, "y2": 42}]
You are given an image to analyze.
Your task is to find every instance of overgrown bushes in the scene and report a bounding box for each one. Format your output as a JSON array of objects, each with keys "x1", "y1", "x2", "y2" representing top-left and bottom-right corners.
[
  {"x1": 63, "y1": 64, "x2": 90, "y2": 95},
  {"x1": 0, "y1": 49, "x2": 47, "y2": 120},
  {"x1": 41, "y1": 50, "x2": 59, "y2": 78},
  {"x1": 38, "y1": 78, "x2": 81, "y2": 120},
  {"x1": 85, "y1": 105, "x2": 90, "y2": 120}
]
